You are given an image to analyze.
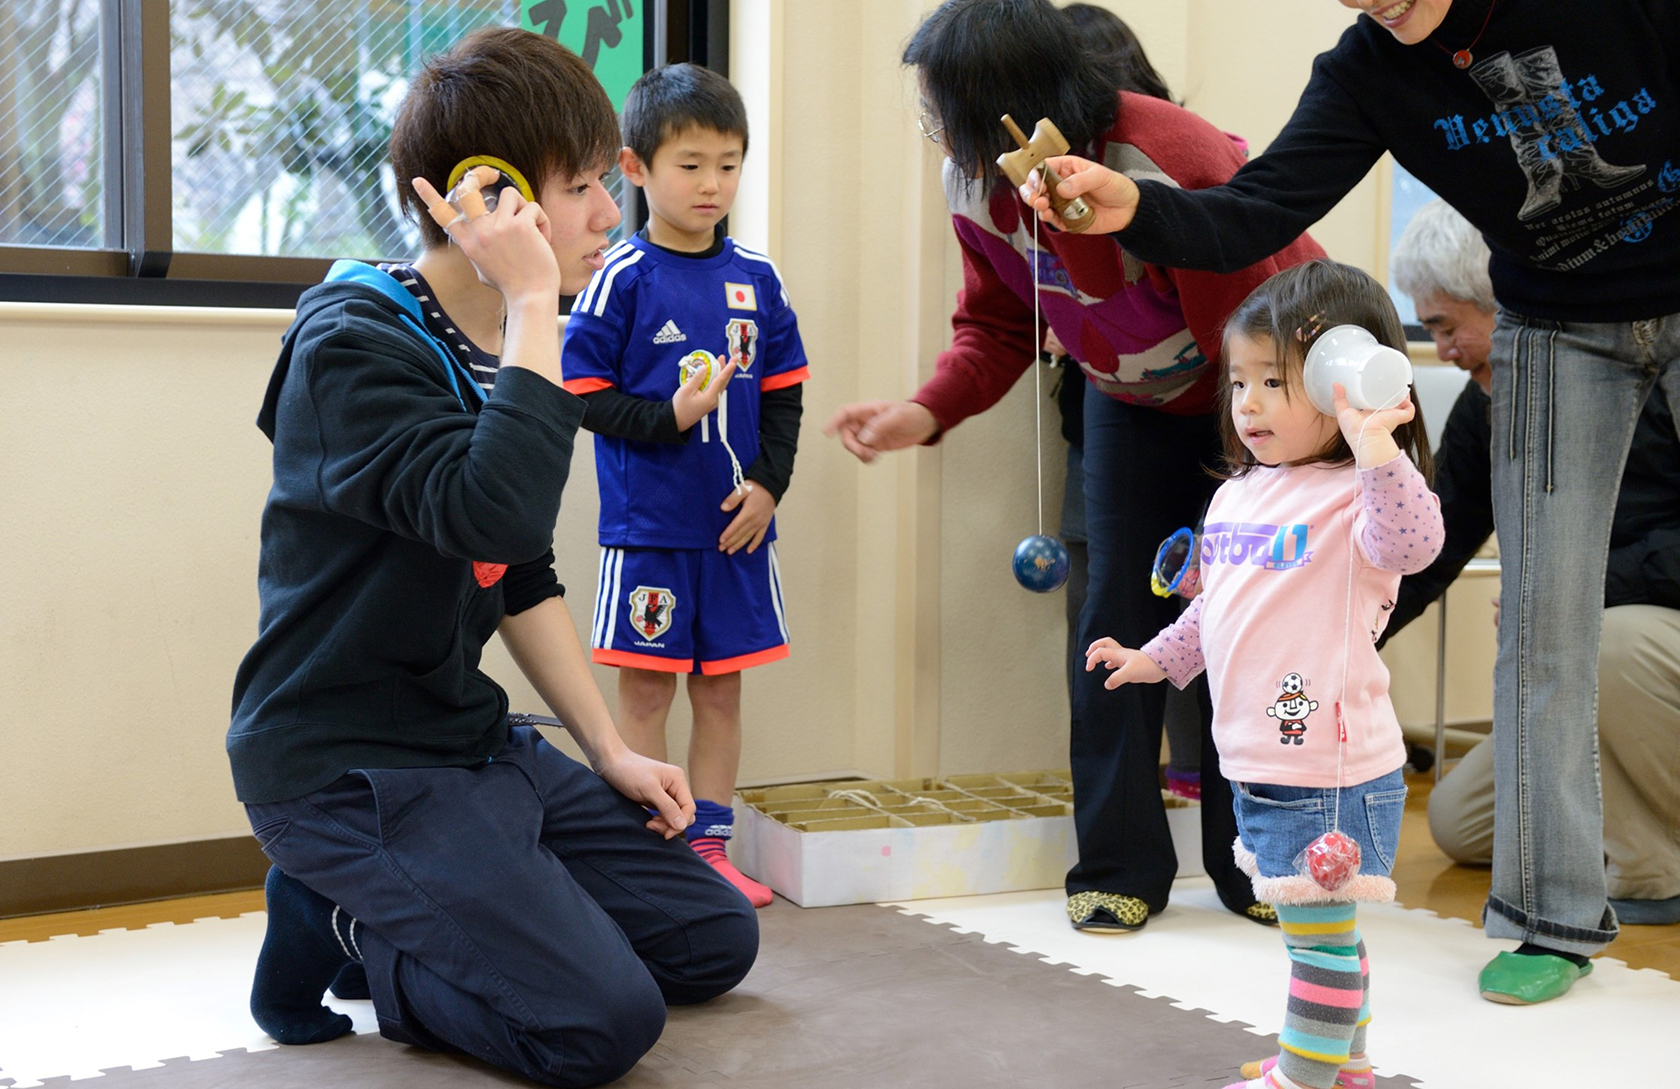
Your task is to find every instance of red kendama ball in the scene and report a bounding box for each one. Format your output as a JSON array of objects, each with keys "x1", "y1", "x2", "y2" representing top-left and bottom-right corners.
[{"x1": 1300, "y1": 830, "x2": 1361, "y2": 891}]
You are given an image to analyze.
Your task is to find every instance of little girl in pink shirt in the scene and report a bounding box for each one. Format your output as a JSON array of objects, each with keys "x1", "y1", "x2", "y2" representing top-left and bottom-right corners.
[{"x1": 1086, "y1": 261, "x2": 1442, "y2": 1089}]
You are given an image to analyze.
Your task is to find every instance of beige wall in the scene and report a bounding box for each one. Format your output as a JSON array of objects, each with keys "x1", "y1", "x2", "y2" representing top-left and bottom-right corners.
[
  {"x1": 0, "y1": 307, "x2": 284, "y2": 856},
  {"x1": 3, "y1": 0, "x2": 1469, "y2": 861}
]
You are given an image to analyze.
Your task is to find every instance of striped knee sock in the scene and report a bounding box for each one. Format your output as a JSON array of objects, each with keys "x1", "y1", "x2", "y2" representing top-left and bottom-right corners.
[
  {"x1": 1275, "y1": 902, "x2": 1362, "y2": 1089},
  {"x1": 1343, "y1": 936, "x2": 1372, "y2": 1076}
]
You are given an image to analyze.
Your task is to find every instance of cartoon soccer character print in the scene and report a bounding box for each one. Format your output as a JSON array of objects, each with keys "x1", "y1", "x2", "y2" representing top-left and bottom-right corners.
[{"x1": 1266, "y1": 672, "x2": 1319, "y2": 746}]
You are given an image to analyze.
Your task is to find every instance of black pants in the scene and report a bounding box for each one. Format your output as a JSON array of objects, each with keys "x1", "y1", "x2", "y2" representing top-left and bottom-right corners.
[
  {"x1": 246, "y1": 726, "x2": 758, "y2": 1087},
  {"x1": 1067, "y1": 392, "x2": 1252, "y2": 913}
]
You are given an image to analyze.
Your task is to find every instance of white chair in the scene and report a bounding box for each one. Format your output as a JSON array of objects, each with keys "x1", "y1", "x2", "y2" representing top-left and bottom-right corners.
[
  {"x1": 1408, "y1": 359, "x2": 1487, "y2": 781},
  {"x1": 1410, "y1": 360, "x2": 1471, "y2": 454}
]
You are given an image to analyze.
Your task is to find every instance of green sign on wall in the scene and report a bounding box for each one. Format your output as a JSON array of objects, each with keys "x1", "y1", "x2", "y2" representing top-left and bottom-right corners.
[{"x1": 521, "y1": 0, "x2": 646, "y2": 110}]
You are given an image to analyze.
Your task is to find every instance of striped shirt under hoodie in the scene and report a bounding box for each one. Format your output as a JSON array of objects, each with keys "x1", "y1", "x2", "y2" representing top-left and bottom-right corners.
[{"x1": 911, "y1": 92, "x2": 1325, "y2": 430}]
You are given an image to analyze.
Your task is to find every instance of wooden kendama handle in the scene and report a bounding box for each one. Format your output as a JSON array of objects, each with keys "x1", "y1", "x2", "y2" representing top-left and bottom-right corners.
[{"x1": 1001, "y1": 114, "x2": 1031, "y2": 150}]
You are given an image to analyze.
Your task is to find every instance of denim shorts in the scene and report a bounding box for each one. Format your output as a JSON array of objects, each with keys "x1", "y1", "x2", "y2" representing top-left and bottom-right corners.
[{"x1": 1233, "y1": 768, "x2": 1407, "y2": 901}]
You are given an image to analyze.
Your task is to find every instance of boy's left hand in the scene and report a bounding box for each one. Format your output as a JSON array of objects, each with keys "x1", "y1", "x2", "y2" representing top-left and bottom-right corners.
[
  {"x1": 719, "y1": 481, "x2": 775, "y2": 554},
  {"x1": 594, "y1": 748, "x2": 696, "y2": 839}
]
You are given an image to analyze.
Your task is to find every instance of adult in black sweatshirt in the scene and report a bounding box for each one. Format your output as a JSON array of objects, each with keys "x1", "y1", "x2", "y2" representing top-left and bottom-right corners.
[
  {"x1": 1382, "y1": 199, "x2": 1680, "y2": 929},
  {"x1": 1022, "y1": 0, "x2": 1680, "y2": 1006},
  {"x1": 227, "y1": 29, "x2": 755, "y2": 1086}
]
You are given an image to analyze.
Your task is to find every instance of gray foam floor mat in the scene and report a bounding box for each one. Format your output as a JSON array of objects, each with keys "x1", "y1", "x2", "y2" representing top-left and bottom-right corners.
[{"x1": 40, "y1": 900, "x2": 1421, "y2": 1089}]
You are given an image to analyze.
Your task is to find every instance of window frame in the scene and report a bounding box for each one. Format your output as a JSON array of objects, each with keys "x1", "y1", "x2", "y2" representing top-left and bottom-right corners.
[{"x1": 0, "y1": 0, "x2": 727, "y2": 308}]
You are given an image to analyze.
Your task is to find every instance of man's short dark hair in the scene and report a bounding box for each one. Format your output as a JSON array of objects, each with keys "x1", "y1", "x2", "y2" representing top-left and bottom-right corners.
[
  {"x1": 621, "y1": 63, "x2": 749, "y2": 166},
  {"x1": 391, "y1": 27, "x2": 620, "y2": 249}
]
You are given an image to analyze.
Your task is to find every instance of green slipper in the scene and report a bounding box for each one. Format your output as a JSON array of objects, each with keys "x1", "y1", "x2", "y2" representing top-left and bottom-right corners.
[
  {"x1": 1241, "y1": 902, "x2": 1279, "y2": 927},
  {"x1": 1478, "y1": 950, "x2": 1592, "y2": 1005},
  {"x1": 1067, "y1": 891, "x2": 1150, "y2": 932}
]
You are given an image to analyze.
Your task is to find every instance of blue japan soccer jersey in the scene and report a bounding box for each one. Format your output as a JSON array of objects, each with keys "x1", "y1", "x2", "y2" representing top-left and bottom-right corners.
[{"x1": 561, "y1": 235, "x2": 811, "y2": 550}]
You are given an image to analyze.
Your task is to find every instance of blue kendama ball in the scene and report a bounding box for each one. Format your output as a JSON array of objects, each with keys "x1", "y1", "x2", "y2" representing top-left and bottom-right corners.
[{"x1": 1012, "y1": 534, "x2": 1071, "y2": 593}]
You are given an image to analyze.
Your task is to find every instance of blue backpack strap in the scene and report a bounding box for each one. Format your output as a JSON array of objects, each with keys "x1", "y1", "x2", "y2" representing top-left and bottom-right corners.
[{"x1": 323, "y1": 260, "x2": 486, "y2": 412}]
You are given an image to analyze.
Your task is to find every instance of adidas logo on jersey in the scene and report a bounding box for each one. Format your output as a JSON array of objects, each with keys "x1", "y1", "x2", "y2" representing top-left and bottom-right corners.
[{"x1": 652, "y1": 320, "x2": 687, "y2": 344}]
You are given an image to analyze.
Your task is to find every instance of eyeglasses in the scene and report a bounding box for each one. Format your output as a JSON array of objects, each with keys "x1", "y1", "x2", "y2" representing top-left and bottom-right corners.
[{"x1": 916, "y1": 108, "x2": 944, "y2": 144}]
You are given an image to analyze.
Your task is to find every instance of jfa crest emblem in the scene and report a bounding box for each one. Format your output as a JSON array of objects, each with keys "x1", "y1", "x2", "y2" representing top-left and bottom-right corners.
[
  {"x1": 726, "y1": 318, "x2": 759, "y2": 372},
  {"x1": 629, "y1": 585, "x2": 676, "y2": 640}
]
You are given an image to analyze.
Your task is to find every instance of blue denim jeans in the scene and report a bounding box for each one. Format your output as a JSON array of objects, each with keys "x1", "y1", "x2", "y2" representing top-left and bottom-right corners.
[
  {"x1": 1234, "y1": 769, "x2": 1408, "y2": 881},
  {"x1": 1486, "y1": 310, "x2": 1680, "y2": 955}
]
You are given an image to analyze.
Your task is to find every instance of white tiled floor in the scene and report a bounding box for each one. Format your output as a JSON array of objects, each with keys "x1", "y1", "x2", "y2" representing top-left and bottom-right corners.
[
  {"x1": 890, "y1": 878, "x2": 1680, "y2": 1089},
  {"x1": 1, "y1": 882, "x2": 1674, "y2": 1088},
  {"x1": 0, "y1": 914, "x2": 376, "y2": 1088}
]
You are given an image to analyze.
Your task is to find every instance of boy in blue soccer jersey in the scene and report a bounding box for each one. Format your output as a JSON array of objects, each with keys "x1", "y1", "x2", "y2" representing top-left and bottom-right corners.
[{"x1": 561, "y1": 63, "x2": 808, "y2": 907}]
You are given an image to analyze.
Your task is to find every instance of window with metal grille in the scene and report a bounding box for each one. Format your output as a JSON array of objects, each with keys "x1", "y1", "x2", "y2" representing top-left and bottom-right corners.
[
  {"x1": 0, "y1": 3, "x2": 106, "y2": 252},
  {"x1": 1389, "y1": 160, "x2": 1442, "y2": 336},
  {"x1": 170, "y1": 1, "x2": 521, "y2": 260},
  {"x1": 0, "y1": 0, "x2": 725, "y2": 307}
]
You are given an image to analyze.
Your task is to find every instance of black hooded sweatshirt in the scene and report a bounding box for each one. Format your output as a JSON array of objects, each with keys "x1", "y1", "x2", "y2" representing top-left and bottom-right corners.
[
  {"x1": 228, "y1": 266, "x2": 584, "y2": 804},
  {"x1": 1120, "y1": 0, "x2": 1680, "y2": 322}
]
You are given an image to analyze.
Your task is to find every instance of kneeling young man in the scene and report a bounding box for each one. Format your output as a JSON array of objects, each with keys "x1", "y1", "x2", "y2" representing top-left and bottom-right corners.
[{"x1": 228, "y1": 29, "x2": 757, "y2": 1087}]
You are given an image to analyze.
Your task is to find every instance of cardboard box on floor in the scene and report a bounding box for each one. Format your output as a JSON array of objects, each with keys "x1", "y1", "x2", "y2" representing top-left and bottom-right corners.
[{"x1": 732, "y1": 771, "x2": 1203, "y2": 907}]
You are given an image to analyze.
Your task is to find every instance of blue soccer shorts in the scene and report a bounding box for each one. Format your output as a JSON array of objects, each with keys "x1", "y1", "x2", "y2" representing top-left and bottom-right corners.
[{"x1": 590, "y1": 543, "x2": 790, "y2": 674}]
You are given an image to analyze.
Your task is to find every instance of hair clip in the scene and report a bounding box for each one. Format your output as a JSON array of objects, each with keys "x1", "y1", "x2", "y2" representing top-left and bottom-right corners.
[{"x1": 1293, "y1": 310, "x2": 1328, "y2": 346}]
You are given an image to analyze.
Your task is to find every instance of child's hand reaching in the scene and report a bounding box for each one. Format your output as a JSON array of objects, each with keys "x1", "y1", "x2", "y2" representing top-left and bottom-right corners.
[
  {"x1": 719, "y1": 481, "x2": 775, "y2": 554},
  {"x1": 1333, "y1": 382, "x2": 1413, "y2": 468},
  {"x1": 672, "y1": 358, "x2": 739, "y2": 431},
  {"x1": 1084, "y1": 637, "x2": 1167, "y2": 689}
]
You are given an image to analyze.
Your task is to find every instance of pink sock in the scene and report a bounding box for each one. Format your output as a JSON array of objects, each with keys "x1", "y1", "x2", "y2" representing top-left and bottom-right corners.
[
  {"x1": 1224, "y1": 1070, "x2": 1306, "y2": 1089},
  {"x1": 1249, "y1": 1056, "x2": 1373, "y2": 1089},
  {"x1": 690, "y1": 836, "x2": 773, "y2": 908}
]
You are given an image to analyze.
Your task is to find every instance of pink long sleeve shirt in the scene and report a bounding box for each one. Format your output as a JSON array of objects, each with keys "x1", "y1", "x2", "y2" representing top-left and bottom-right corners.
[{"x1": 1142, "y1": 455, "x2": 1443, "y2": 788}]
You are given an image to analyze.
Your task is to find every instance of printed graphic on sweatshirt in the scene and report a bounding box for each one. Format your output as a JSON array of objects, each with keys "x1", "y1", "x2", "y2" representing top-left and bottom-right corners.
[
  {"x1": 1028, "y1": 247, "x2": 1079, "y2": 298},
  {"x1": 1266, "y1": 672, "x2": 1319, "y2": 746},
  {"x1": 1436, "y1": 47, "x2": 1669, "y2": 270},
  {"x1": 1139, "y1": 338, "x2": 1208, "y2": 383},
  {"x1": 941, "y1": 150, "x2": 1214, "y2": 410},
  {"x1": 630, "y1": 585, "x2": 676, "y2": 642},
  {"x1": 1200, "y1": 521, "x2": 1313, "y2": 572}
]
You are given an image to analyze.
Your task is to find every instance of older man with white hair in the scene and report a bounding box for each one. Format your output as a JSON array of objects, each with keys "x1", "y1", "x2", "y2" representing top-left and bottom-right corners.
[
  {"x1": 1387, "y1": 201, "x2": 1680, "y2": 930},
  {"x1": 1393, "y1": 200, "x2": 1496, "y2": 394}
]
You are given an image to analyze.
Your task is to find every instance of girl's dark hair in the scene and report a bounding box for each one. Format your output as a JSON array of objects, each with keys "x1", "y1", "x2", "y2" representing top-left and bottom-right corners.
[
  {"x1": 392, "y1": 27, "x2": 620, "y2": 249},
  {"x1": 904, "y1": 0, "x2": 1127, "y2": 189},
  {"x1": 1060, "y1": 3, "x2": 1177, "y2": 105},
  {"x1": 621, "y1": 63, "x2": 750, "y2": 168},
  {"x1": 1217, "y1": 260, "x2": 1435, "y2": 482}
]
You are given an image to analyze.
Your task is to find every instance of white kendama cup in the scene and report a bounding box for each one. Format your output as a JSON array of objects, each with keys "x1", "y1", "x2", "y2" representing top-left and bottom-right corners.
[{"x1": 1303, "y1": 324, "x2": 1413, "y2": 416}]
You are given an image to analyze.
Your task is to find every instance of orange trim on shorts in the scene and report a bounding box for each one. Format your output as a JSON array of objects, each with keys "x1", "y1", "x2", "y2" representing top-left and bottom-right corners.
[
  {"x1": 699, "y1": 644, "x2": 790, "y2": 675},
  {"x1": 759, "y1": 367, "x2": 809, "y2": 391},
  {"x1": 562, "y1": 376, "x2": 614, "y2": 395},
  {"x1": 592, "y1": 647, "x2": 693, "y2": 672}
]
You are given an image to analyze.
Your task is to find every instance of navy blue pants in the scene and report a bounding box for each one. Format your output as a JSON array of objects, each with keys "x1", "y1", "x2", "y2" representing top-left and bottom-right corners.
[
  {"x1": 1069, "y1": 392, "x2": 1252, "y2": 914},
  {"x1": 245, "y1": 726, "x2": 758, "y2": 1087}
]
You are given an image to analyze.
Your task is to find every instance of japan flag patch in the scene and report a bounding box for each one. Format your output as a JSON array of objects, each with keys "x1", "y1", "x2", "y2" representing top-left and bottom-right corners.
[{"x1": 724, "y1": 282, "x2": 757, "y2": 310}]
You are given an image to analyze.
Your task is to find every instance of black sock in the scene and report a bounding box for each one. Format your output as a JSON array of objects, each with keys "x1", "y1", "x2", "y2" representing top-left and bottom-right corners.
[
  {"x1": 1514, "y1": 941, "x2": 1590, "y2": 968},
  {"x1": 330, "y1": 962, "x2": 371, "y2": 1000},
  {"x1": 250, "y1": 865, "x2": 357, "y2": 1044}
]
